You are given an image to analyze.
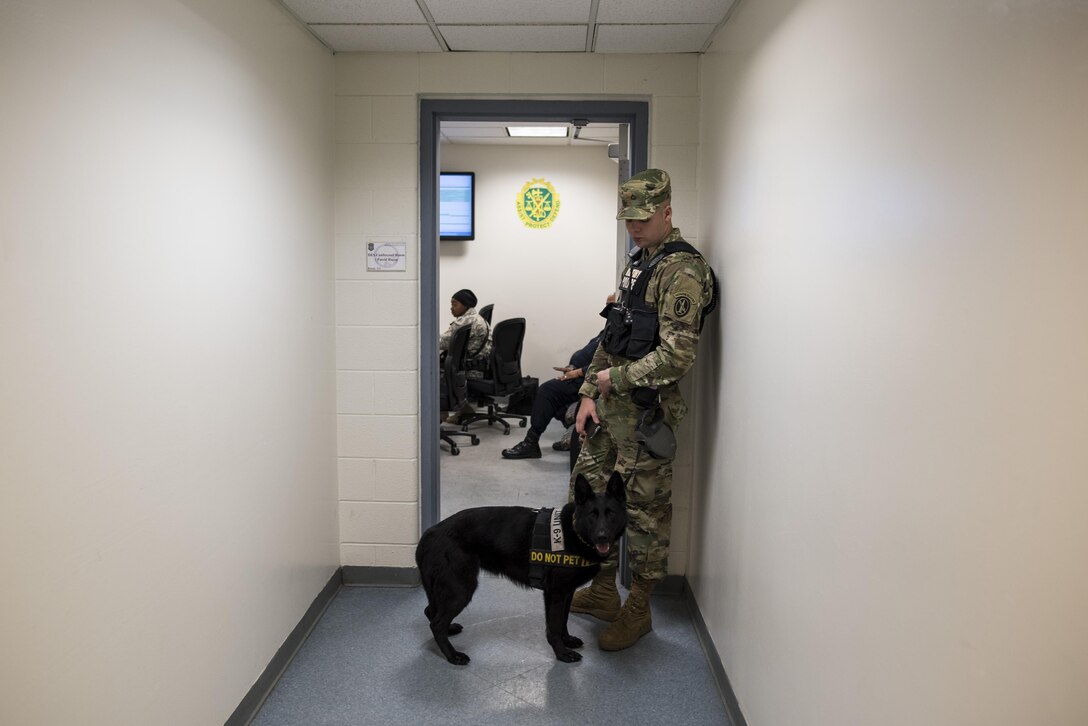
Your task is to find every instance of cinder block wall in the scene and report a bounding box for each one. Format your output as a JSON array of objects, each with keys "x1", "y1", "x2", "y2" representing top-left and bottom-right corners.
[{"x1": 333, "y1": 52, "x2": 702, "y2": 574}]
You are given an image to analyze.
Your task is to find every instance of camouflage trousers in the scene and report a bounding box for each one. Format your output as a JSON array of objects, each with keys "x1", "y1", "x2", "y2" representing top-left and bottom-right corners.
[{"x1": 569, "y1": 393, "x2": 675, "y2": 583}]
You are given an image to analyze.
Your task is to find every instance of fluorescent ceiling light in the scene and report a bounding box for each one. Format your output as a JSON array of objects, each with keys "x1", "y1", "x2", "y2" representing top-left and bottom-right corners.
[{"x1": 506, "y1": 126, "x2": 569, "y2": 138}]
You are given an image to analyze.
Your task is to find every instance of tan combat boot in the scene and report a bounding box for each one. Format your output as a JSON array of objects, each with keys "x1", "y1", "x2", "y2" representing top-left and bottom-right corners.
[
  {"x1": 570, "y1": 566, "x2": 620, "y2": 622},
  {"x1": 598, "y1": 575, "x2": 655, "y2": 651}
]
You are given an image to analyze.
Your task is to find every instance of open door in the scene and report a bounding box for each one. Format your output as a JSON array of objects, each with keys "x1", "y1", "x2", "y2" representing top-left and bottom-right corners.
[{"x1": 419, "y1": 99, "x2": 649, "y2": 537}]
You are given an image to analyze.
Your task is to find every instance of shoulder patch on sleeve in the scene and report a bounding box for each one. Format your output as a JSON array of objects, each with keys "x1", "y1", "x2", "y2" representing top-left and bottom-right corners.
[{"x1": 674, "y1": 295, "x2": 694, "y2": 318}]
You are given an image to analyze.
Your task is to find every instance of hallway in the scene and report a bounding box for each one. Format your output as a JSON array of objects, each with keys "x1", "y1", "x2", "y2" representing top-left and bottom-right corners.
[
  {"x1": 251, "y1": 425, "x2": 731, "y2": 724},
  {"x1": 252, "y1": 580, "x2": 730, "y2": 725},
  {"x1": 6, "y1": 1, "x2": 1088, "y2": 723}
]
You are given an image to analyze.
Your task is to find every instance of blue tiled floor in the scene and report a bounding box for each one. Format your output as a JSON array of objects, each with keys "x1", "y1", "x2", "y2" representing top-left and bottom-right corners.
[{"x1": 252, "y1": 577, "x2": 730, "y2": 725}]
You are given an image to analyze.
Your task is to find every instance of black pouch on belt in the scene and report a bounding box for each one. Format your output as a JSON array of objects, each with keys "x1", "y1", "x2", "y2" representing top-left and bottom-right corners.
[
  {"x1": 634, "y1": 406, "x2": 676, "y2": 460},
  {"x1": 631, "y1": 386, "x2": 659, "y2": 409},
  {"x1": 631, "y1": 387, "x2": 675, "y2": 459}
]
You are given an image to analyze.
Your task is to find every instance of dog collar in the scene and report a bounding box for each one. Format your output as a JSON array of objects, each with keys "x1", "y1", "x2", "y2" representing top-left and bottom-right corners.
[{"x1": 570, "y1": 512, "x2": 597, "y2": 551}]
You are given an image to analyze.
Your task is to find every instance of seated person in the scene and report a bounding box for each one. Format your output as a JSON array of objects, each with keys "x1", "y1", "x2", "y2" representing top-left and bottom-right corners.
[
  {"x1": 440, "y1": 288, "x2": 491, "y2": 422},
  {"x1": 501, "y1": 330, "x2": 603, "y2": 460},
  {"x1": 439, "y1": 288, "x2": 491, "y2": 377}
]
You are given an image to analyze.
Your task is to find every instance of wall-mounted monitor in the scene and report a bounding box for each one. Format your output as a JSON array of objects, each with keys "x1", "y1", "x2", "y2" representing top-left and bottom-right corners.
[{"x1": 439, "y1": 172, "x2": 475, "y2": 241}]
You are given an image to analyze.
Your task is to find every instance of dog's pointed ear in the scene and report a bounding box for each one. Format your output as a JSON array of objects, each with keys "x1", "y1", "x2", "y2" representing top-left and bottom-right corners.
[
  {"x1": 606, "y1": 471, "x2": 626, "y2": 503},
  {"x1": 574, "y1": 474, "x2": 594, "y2": 505}
]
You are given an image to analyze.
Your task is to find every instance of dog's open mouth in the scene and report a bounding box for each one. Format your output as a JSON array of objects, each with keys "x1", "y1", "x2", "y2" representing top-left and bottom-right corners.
[{"x1": 595, "y1": 543, "x2": 610, "y2": 555}]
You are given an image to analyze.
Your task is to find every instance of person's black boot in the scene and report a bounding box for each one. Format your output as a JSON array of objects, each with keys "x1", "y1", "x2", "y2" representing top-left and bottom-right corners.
[{"x1": 502, "y1": 432, "x2": 541, "y2": 459}]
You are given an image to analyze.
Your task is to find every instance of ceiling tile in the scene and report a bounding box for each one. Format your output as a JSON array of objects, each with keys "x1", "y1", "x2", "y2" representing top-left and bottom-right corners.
[
  {"x1": 594, "y1": 24, "x2": 715, "y2": 53},
  {"x1": 424, "y1": 0, "x2": 591, "y2": 24},
  {"x1": 439, "y1": 25, "x2": 587, "y2": 52},
  {"x1": 596, "y1": 0, "x2": 732, "y2": 24},
  {"x1": 310, "y1": 24, "x2": 443, "y2": 52},
  {"x1": 281, "y1": 0, "x2": 426, "y2": 23}
]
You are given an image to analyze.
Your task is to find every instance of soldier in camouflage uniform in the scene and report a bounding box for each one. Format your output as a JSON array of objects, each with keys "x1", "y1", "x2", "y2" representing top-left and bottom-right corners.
[
  {"x1": 570, "y1": 169, "x2": 716, "y2": 651},
  {"x1": 440, "y1": 289, "x2": 493, "y2": 421}
]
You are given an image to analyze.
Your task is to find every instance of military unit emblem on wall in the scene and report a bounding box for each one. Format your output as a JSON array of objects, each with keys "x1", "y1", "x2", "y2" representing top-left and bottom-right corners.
[{"x1": 516, "y1": 178, "x2": 560, "y2": 229}]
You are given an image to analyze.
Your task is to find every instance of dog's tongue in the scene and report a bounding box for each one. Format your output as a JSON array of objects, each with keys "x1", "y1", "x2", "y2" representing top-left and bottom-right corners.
[{"x1": 596, "y1": 543, "x2": 610, "y2": 555}]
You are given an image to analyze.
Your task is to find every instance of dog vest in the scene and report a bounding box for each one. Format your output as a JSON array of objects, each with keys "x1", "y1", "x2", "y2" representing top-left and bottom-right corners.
[{"x1": 528, "y1": 507, "x2": 597, "y2": 590}]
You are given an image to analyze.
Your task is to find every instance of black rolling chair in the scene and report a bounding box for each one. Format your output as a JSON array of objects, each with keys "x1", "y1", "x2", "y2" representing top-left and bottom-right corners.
[
  {"x1": 479, "y1": 303, "x2": 493, "y2": 325},
  {"x1": 440, "y1": 326, "x2": 480, "y2": 456},
  {"x1": 461, "y1": 317, "x2": 528, "y2": 435}
]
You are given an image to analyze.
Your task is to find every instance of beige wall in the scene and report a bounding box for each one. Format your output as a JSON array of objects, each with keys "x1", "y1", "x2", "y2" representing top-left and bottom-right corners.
[
  {"x1": 439, "y1": 143, "x2": 617, "y2": 378},
  {"x1": 335, "y1": 52, "x2": 703, "y2": 575},
  {"x1": 694, "y1": 0, "x2": 1088, "y2": 723},
  {"x1": 0, "y1": 1, "x2": 337, "y2": 723}
]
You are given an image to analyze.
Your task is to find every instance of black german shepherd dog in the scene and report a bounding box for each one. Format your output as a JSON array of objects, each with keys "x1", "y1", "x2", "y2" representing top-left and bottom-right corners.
[{"x1": 416, "y1": 472, "x2": 627, "y2": 665}]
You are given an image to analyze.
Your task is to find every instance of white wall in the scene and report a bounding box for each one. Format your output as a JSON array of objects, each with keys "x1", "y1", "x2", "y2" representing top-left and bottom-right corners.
[
  {"x1": 0, "y1": 1, "x2": 337, "y2": 723},
  {"x1": 694, "y1": 0, "x2": 1088, "y2": 723},
  {"x1": 334, "y1": 52, "x2": 702, "y2": 574},
  {"x1": 439, "y1": 143, "x2": 617, "y2": 379}
]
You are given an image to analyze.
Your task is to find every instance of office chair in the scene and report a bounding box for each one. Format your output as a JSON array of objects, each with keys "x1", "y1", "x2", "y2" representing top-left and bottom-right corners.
[
  {"x1": 440, "y1": 326, "x2": 480, "y2": 455},
  {"x1": 479, "y1": 303, "x2": 493, "y2": 326},
  {"x1": 461, "y1": 317, "x2": 528, "y2": 435}
]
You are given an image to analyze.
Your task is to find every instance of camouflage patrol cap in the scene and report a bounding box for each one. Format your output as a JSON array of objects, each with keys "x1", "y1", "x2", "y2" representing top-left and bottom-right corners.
[{"x1": 617, "y1": 168, "x2": 671, "y2": 220}]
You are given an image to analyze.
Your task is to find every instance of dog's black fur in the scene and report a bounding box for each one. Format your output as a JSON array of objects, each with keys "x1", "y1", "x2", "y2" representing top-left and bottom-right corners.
[{"x1": 415, "y1": 472, "x2": 627, "y2": 664}]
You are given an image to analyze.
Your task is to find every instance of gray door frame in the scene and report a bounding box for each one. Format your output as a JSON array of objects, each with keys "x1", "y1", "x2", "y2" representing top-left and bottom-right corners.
[{"x1": 419, "y1": 98, "x2": 650, "y2": 530}]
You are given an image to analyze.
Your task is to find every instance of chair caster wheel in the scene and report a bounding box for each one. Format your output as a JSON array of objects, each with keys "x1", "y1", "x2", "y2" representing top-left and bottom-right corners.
[
  {"x1": 450, "y1": 445, "x2": 460, "y2": 455},
  {"x1": 519, "y1": 420, "x2": 527, "y2": 427},
  {"x1": 471, "y1": 437, "x2": 480, "y2": 445}
]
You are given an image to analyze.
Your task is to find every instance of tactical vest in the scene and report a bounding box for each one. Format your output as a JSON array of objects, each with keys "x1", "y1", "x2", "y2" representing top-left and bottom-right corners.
[
  {"x1": 527, "y1": 507, "x2": 597, "y2": 590},
  {"x1": 601, "y1": 240, "x2": 719, "y2": 361}
]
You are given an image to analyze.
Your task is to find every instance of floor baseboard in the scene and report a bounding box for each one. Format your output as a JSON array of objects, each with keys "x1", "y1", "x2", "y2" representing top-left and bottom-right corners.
[
  {"x1": 680, "y1": 577, "x2": 748, "y2": 726},
  {"x1": 225, "y1": 567, "x2": 342, "y2": 726},
  {"x1": 342, "y1": 565, "x2": 420, "y2": 587}
]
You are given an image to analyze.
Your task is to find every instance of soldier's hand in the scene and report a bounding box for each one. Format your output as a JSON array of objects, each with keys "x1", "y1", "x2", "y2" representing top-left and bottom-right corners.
[{"x1": 575, "y1": 397, "x2": 599, "y2": 438}]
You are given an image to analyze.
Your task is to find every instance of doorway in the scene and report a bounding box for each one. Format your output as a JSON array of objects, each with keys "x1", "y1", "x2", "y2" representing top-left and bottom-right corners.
[{"x1": 419, "y1": 98, "x2": 649, "y2": 529}]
